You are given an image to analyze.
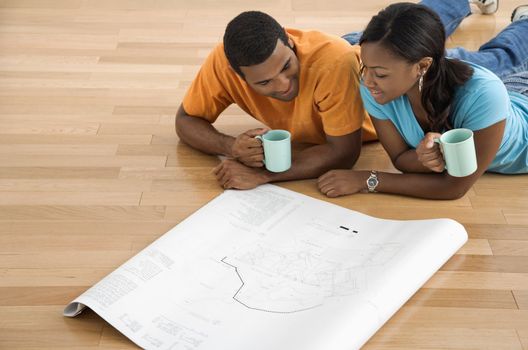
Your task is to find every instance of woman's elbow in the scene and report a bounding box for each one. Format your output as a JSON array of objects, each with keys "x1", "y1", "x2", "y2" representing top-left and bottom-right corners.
[
  {"x1": 440, "y1": 180, "x2": 473, "y2": 200},
  {"x1": 444, "y1": 188, "x2": 468, "y2": 200}
]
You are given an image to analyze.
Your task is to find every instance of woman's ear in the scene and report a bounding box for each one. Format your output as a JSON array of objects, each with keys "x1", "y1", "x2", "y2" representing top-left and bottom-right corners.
[{"x1": 418, "y1": 57, "x2": 433, "y2": 74}]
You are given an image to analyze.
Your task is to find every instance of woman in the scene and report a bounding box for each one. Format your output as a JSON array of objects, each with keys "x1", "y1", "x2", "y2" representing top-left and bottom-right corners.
[{"x1": 318, "y1": 2, "x2": 528, "y2": 199}]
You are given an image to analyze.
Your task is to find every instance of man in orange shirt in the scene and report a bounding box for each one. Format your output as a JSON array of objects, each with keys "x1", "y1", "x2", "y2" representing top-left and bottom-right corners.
[{"x1": 176, "y1": 11, "x2": 375, "y2": 189}]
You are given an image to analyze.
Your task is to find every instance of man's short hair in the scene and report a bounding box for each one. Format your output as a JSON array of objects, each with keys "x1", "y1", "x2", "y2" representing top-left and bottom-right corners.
[{"x1": 223, "y1": 11, "x2": 290, "y2": 77}]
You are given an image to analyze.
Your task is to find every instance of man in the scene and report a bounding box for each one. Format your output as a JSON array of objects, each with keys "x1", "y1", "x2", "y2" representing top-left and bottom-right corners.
[{"x1": 176, "y1": 11, "x2": 376, "y2": 190}]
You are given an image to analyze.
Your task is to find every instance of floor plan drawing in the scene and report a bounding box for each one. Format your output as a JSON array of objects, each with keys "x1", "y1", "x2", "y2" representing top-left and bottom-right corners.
[{"x1": 65, "y1": 185, "x2": 467, "y2": 350}]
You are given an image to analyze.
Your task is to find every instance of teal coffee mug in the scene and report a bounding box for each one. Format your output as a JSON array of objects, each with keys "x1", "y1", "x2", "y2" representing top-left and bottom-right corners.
[
  {"x1": 434, "y1": 128, "x2": 477, "y2": 177},
  {"x1": 256, "y1": 130, "x2": 291, "y2": 172}
]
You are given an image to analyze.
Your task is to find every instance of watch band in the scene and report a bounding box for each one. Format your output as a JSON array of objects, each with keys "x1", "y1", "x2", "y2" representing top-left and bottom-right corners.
[{"x1": 366, "y1": 170, "x2": 379, "y2": 193}]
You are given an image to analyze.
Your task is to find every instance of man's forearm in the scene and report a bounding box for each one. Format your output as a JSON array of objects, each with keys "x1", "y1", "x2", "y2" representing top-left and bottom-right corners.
[
  {"x1": 175, "y1": 108, "x2": 235, "y2": 156},
  {"x1": 264, "y1": 143, "x2": 357, "y2": 182}
]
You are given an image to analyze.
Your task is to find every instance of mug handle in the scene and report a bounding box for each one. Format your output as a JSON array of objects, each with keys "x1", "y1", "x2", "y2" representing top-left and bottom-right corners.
[
  {"x1": 255, "y1": 135, "x2": 265, "y2": 164},
  {"x1": 433, "y1": 138, "x2": 447, "y2": 170}
]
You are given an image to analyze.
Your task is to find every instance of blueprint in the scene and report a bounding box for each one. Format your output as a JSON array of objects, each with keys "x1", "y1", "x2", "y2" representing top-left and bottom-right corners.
[{"x1": 64, "y1": 184, "x2": 467, "y2": 350}]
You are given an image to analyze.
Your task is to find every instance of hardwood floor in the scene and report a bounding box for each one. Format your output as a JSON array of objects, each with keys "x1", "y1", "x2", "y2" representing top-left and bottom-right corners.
[{"x1": 1, "y1": 0, "x2": 527, "y2": 348}]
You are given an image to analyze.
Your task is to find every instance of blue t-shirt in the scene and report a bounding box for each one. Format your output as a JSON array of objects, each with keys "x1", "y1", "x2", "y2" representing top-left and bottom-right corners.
[{"x1": 360, "y1": 62, "x2": 528, "y2": 174}]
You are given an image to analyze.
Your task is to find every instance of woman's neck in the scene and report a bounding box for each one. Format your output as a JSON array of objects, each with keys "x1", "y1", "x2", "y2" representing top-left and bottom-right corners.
[{"x1": 406, "y1": 86, "x2": 430, "y2": 132}]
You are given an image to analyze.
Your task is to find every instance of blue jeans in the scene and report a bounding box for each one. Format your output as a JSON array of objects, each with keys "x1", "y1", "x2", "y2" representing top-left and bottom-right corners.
[{"x1": 342, "y1": 0, "x2": 528, "y2": 93}]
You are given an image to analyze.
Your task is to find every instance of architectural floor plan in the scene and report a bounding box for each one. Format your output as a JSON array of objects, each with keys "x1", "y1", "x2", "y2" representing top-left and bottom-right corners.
[{"x1": 65, "y1": 185, "x2": 467, "y2": 350}]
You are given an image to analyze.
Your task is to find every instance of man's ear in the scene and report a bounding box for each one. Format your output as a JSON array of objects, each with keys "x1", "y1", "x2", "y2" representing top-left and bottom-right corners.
[
  {"x1": 283, "y1": 28, "x2": 294, "y2": 49},
  {"x1": 227, "y1": 64, "x2": 245, "y2": 80}
]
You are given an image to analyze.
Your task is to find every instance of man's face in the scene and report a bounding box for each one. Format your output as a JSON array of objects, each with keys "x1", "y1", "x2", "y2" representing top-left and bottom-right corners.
[{"x1": 240, "y1": 38, "x2": 300, "y2": 102}]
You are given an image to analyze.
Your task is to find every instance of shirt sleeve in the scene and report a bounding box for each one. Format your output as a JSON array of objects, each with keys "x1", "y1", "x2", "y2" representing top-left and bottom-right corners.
[
  {"x1": 452, "y1": 79, "x2": 509, "y2": 130},
  {"x1": 314, "y1": 51, "x2": 368, "y2": 136},
  {"x1": 181, "y1": 45, "x2": 234, "y2": 122}
]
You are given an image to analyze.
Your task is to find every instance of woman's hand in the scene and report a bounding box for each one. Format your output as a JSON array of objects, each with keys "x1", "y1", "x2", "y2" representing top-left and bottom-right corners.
[
  {"x1": 416, "y1": 132, "x2": 445, "y2": 172},
  {"x1": 317, "y1": 170, "x2": 368, "y2": 197}
]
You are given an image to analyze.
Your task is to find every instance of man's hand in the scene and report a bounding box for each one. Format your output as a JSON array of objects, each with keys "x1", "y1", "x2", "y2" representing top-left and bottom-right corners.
[
  {"x1": 231, "y1": 128, "x2": 269, "y2": 167},
  {"x1": 213, "y1": 159, "x2": 270, "y2": 190},
  {"x1": 416, "y1": 132, "x2": 445, "y2": 173}
]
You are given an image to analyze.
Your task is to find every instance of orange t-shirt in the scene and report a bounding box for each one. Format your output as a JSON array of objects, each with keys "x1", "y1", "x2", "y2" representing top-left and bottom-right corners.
[{"x1": 182, "y1": 28, "x2": 376, "y2": 144}]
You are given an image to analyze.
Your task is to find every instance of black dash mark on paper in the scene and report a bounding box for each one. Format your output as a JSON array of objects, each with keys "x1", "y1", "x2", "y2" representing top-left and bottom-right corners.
[{"x1": 340, "y1": 226, "x2": 359, "y2": 234}]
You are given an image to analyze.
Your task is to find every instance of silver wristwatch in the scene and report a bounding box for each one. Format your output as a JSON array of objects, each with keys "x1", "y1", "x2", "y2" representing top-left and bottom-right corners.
[{"x1": 366, "y1": 170, "x2": 379, "y2": 193}]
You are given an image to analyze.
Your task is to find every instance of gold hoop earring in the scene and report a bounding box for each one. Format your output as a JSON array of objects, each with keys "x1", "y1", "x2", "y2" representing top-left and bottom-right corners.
[{"x1": 418, "y1": 70, "x2": 427, "y2": 92}]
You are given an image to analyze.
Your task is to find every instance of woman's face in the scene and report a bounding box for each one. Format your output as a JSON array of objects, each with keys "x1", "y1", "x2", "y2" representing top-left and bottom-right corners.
[{"x1": 360, "y1": 41, "x2": 423, "y2": 105}]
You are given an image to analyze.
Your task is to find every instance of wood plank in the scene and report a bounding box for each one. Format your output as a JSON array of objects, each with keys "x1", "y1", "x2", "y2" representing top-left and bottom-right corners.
[
  {"x1": 0, "y1": 104, "x2": 113, "y2": 115},
  {"x1": 442, "y1": 255, "x2": 528, "y2": 273},
  {"x1": 0, "y1": 250, "x2": 134, "y2": 268},
  {"x1": 119, "y1": 166, "x2": 212, "y2": 180},
  {"x1": 0, "y1": 179, "x2": 152, "y2": 192},
  {"x1": 405, "y1": 288, "x2": 518, "y2": 309},
  {"x1": 98, "y1": 123, "x2": 176, "y2": 136},
  {"x1": 0, "y1": 155, "x2": 167, "y2": 167},
  {"x1": 385, "y1": 306, "x2": 528, "y2": 329},
  {"x1": 0, "y1": 167, "x2": 120, "y2": 179},
  {"x1": 0, "y1": 268, "x2": 121, "y2": 287},
  {"x1": 365, "y1": 326, "x2": 522, "y2": 349},
  {"x1": 517, "y1": 328, "x2": 528, "y2": 350},
  {"x1": 0, "y1": 221, "x2": 176, "y2": 235},
  {"x1": 0, "y1": 306, "x2": 103, "y2": 348},
  {"x1": 0, "y1": 135, "x2": 152, "y2": 145},
  {"x1": 0, "y1": 113, "x2": 161, "y2": 124},
  {"x1": 514, "y1": 290, "x2": 528, "y2": 310},
  {"x1": 0, "y1": 205, "x2": 166, "y2": 221},
  {"x1": 0, "y1": 192, "x2": 141, "y2": 205},
  {"x1": 0, "y1": 0, "x2": 82, "y2": 9},
  {"x1": 166, "y1": 153, "x2": 221, "y2": 168},
  {"x1": 504, "y1": 211, "x2": 528, "y2": 225},
  {"x1": 0, "y1": 121, "x2": 99, "y2": 135},
  {"x1": 457, "y1": 238, "x2": 493, "y2": 255},
  {"x1": 465, "y1": 224, "x2": 528, "y2": 240},
  {"x1": 470, "y1": 195, "x2": 528, "y2": 210},
  {"x1": 140, "y1": 191, "x2": 220, "y2": 206},
  {"x1": 0, "y1": 144, "x2": 117, "y2": 156},
  {"x1": 490, "y1": 240, "x2": 528, "y2": 257},
  {"x1": 0, "y1": 286, "x2": 88, "y2": 306},
  {"x1": 0, "y1": 232, "x2": 154, "y2": 251},
  {"x1": 424, "y1": 272, "x2": 528, "y2": 290}
]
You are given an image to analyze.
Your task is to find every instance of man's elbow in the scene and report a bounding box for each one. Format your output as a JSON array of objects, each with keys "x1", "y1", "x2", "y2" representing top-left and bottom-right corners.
[
  {"x1": 332, "y1": 149, "x2": 360, "y2": 169},
  {"x1": 175, "y1": 114, "x2": 184, "y2": 139},
  {"x1": 341, "y1": 152, "x2": 360, "y2": 168},
  {"x1": 175, "y1": 108, "x2": 191, "y2": 141}
]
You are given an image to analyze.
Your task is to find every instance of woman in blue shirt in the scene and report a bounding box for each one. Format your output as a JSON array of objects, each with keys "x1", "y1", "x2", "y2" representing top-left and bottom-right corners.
[{"x1": 317, "y1": 2, "x2": 528, "y2": 199}]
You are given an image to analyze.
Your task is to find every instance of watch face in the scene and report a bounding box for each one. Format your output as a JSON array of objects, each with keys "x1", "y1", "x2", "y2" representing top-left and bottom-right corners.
[{"x1": 367, "y1": 178, "x2": 378, "y2": 187}]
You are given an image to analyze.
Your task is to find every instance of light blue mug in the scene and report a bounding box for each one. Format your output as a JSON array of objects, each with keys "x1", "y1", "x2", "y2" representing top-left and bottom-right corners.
[
  {"x1": 256, "y1": 130, "x2": 291, "y2": 172},
  {"x1": 434, "y1": 128, "x2": 477, "y2": 177}
]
